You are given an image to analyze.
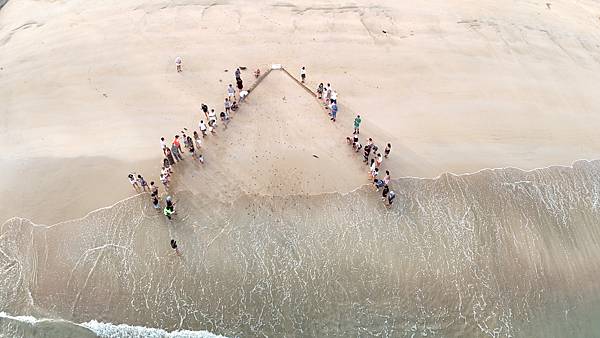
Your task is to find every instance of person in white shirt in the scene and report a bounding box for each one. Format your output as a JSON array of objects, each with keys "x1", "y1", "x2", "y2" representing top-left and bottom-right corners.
[
  {"x1": 160, "y1": 137, "x2": 167, "y2": 154},
  {"x1": 208, "y1": 109, "x2": 217, "y2": 129},
  {"x1": 330, "y1": 90, "x2": 337, "y2": 104},
  {"x1": 199, "y1": 120, "x2": 207, "y2": 137},
  {"x1": 175, "y1": 56, "x2": 182, "y2": 72},
  {"x1": 239, "y1": 90, "x2": 249, "y2": 102},
  {"x1": 227, "y1": 84, "x2": 235, "y2": 100}
]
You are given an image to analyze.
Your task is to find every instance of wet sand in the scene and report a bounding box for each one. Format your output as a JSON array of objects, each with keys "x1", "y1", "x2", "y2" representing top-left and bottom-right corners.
[{"x1": 2, "y1": 161, "x2": 600, "y2": 337}]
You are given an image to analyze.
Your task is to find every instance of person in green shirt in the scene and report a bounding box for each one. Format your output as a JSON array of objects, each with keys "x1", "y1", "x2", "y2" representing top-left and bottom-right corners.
[{"x1": 353, "y1": 115, "x2": 362, "y2": 134}]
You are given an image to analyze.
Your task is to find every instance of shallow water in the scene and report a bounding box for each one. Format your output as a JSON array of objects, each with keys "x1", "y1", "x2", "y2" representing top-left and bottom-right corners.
[{"x1": 1, "y1": 160, "x2": 600, "y2": 337}]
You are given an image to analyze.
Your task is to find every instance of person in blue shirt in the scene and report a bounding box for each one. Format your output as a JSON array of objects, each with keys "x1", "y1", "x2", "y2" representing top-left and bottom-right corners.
[{"x1": 330, "y1": 102, "x2": 338, "y2": 122}]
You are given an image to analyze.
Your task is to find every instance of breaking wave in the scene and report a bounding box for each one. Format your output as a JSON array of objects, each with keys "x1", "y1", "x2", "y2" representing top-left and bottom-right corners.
[{"x1": 2, "y1": 160, "x2": 600, "y2": 337}]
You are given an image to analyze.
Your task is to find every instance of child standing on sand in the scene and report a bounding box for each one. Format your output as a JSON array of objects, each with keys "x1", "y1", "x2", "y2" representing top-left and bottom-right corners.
[
  {"x1": 317, "y1": 83, "x2": 323, "y2": 99},
  {"x1": 300, "y1": 66, "x2": 306, "y2": 83},
  {"x1": 193, "y1": 131, "x2": 202, "y2": 149},
  {"x1": 160, "y1": 137, "x2": 167, "y2": 154},
  {"x1": 128, "y1": 173, "x2": 139, "y2": 190},
  {"x1": 224, "y1": 98, "x2": 231, "y2": 115},
  {"x1": 137, "y1": 175, "x2": 148, "y2": 191},
  {"x1": 376, "y1": 153, "x2": 383, "y2": 167},
  {"x1": 383, "y1": 170, "x2": 391, "y2": 185}
]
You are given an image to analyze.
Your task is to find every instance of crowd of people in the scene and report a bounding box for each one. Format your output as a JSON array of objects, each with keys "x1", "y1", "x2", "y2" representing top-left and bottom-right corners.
[
  {"x1": 311, "y1": 69, "x2": 397, "y2": 206},
  {"x1": 127, "y1": 61, "x2": 398, "y2": 255}
]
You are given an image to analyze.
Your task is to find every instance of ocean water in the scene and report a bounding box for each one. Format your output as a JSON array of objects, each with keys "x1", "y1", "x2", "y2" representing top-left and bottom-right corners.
[{"x1": 1, "y1": 160, "x2": 600, "y2": 337}]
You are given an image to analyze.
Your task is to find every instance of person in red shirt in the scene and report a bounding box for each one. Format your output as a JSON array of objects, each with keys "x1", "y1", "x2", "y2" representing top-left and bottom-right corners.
[{"x1": 172, "y1": 135, "x2": 183, "y2": 154}]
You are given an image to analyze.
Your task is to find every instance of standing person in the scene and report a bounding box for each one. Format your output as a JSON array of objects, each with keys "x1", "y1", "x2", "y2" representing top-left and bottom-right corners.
[
  {"x1": 384, "y1": 143, "x2": 392, "y2": 158},
  {"x1": 363, "y1": 142, "x2": 372, "y2": 163},
  {"x1": 208, "y1": 109, "x2": 217, "y2": 128},
  {"x1": 375, "y1": 153, "x2": 383, "y2": 167},
  {"x1": 187, "y1": 135, "x2": 199, "y2": 160},
  {"x1": 387, "y1": 190, "x2": 396, "y2": 206},
  {"x1": 165, "y1": 195, "x2": 175, "y2": 209},
  {"x1": 325, "y1": 83, "x2": 332, "y2": 103},
  {"x1": 300, "y1": 66, "x2": 306, "y2": 83},
  {"x1": 330, "y1": 102, "x2": 338, "y2": 122},
  {"x1": 193, "y1": 131, "x2": 202, "y2": 149},
  {"x1": 235, "y1": 68, "x2": 241, "y2": 81},
  {"x1": 160, "y1": 137, "x2": 167, "y2": 154},
  {"x1": 182, "y1": 132, "x2": 190, "y2": 149},
  {"x1": 171, "y1": 143, "x2": 183, "y2": 161},
  {"x1": 236, "y1": 77, "x2": 243, "y2": 92},
  {"x1": 224, "y1": 98, "x2": 231, "y2": 115},
  {"x1": 128, "y1": 173, "x2": 139, "y2": 190},
  {"x1": 220, "y1": 111, "x2": 229, "y2": 128},
  {"x1": 165, "y1": 147, "x2": 176, "y2": 164},
  {"x1": 383, "y1": 170, "x2": 391, "y2": 185},
  {"x1": 199, "y1": 120, "x2": 208, "y2": 137},
  {"x1": 330, "y1": 90, "x2": 337, "y2": 104},
  {"x1": 160, "y1": 173, "x2": 169, "y2": 189},
  {"x1": 317, "y1": 83, "x2": 323, "y2": 99},
  {"x1": 227, "y1": 84, "x2": 235, "y2": 101},
  {"x1": 173, "y1": 135, "x2": 183, "y2": 154},
  {"x1": 381, "y1": 185, "x2": 390, "y2": 201},
  {"x1": 170, "y1": 239, "x2": 181, "y2": 256},
  {"x1": 164, "y1": 205, "x2": 175, "y2": 220},
  {"x1": 175, "y1": 56, "x2": 182, "y2": 72},
  {"x1": 150, "y1": 181, "x2": 159, "y2": 198},
  {"x1": 137, "y1": 174, "x2": 148, "y2": 191},
  {"x1": 353, "y1": 115, "x2": 362, "y2": 134},
  {"x1": 201, "y1": 103, "x2": 209, "y2": 120},
  {"x1": 152, "y1": 195, "x2": 160, "y2": 209},
  {"x1": 372, "y1": 167, "x2": 379, "y2": 179}
]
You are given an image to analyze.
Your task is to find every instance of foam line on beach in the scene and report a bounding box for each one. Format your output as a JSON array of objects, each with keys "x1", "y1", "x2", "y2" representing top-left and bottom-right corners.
[
  {"x1": 3, "y1": 158, "x2": 598, "y2": 230},
  {"x1": 0, "y1": 312, "x2": 228, "y2": 338}
]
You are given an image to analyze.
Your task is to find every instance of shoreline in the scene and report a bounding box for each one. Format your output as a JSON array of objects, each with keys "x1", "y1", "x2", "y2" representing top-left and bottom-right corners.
[{"x1": 4, "y1": 157, "x2": 598, "y2": 228}]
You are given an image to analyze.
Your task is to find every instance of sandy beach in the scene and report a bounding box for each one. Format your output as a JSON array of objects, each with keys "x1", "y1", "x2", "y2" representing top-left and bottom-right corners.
[
  {"x1": 2, "y1": 0, "x2": 600, "y2": 336},
  {"x1": 2, "y1": 0, "x2": 600, "y2": 224}
]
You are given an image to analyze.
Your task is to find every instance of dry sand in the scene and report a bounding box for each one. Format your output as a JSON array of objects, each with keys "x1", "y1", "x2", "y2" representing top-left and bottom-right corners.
[{"x1": 2, "y1": 0, "x2": 600, "y2": 224}]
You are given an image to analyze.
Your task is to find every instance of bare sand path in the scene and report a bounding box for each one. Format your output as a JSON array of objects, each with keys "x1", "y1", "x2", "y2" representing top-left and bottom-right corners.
[{"x1": 172, "y1": 69, "x2": 367, "y2": 202}]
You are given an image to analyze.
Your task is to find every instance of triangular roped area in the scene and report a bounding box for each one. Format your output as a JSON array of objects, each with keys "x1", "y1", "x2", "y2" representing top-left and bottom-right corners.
[{"x1": 175, "y1": 69, "x2": 366, "y2": 201}]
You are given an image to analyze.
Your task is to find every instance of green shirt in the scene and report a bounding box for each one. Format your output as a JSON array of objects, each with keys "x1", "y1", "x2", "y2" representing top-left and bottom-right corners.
[{"x1": 354, "y1": 117, "x2": 362, "y2": 128}]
